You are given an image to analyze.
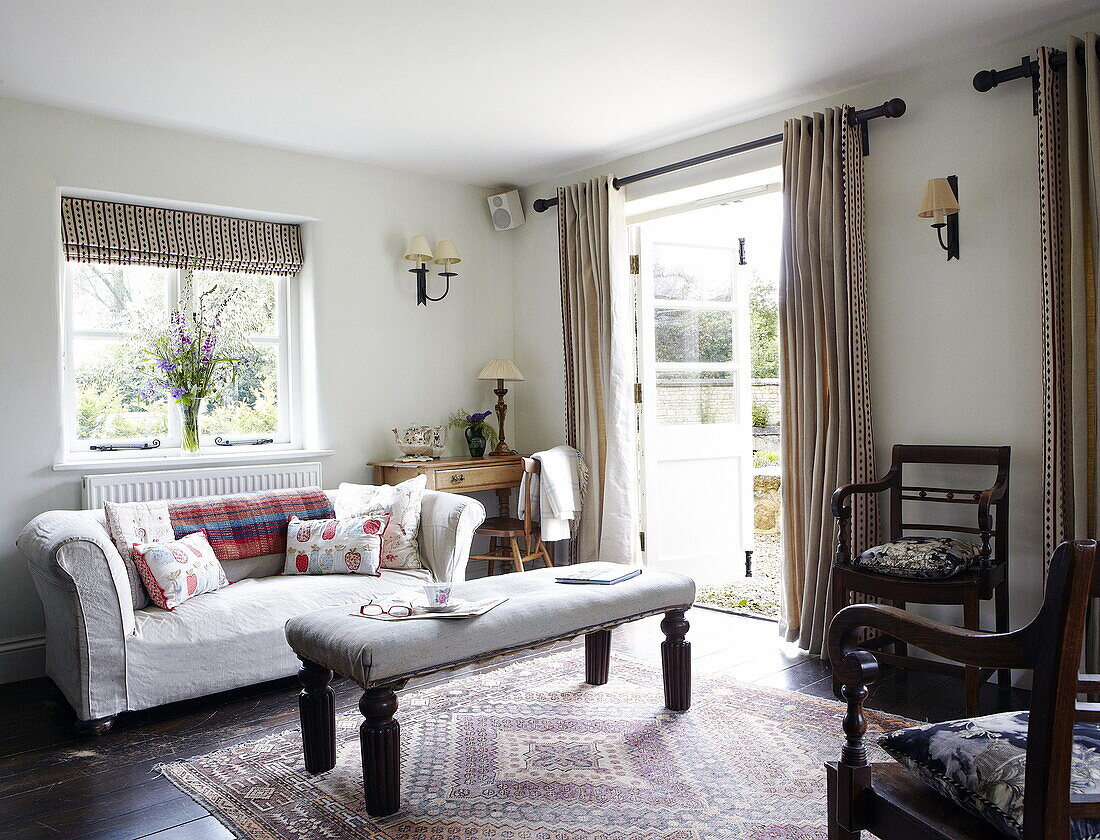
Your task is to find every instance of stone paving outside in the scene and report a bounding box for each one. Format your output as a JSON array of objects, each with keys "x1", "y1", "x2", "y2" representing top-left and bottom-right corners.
[{"x1": 695, "y1": 532, "x2": 780, "y2": 619}]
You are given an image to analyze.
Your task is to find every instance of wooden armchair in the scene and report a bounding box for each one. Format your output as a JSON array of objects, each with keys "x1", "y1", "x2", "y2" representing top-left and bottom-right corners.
[
  {"x1": 832, "y1": 444, "x2": 1011, "y2": 715},
  {"x1": 827, "y1": 539, "x2": 1098, "y2": 840}
]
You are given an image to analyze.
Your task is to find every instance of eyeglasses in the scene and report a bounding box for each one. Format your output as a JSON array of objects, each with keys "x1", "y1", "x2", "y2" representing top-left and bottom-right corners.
[{"x1": 359, "y1": 600, "x2": 413, "y2": 618}]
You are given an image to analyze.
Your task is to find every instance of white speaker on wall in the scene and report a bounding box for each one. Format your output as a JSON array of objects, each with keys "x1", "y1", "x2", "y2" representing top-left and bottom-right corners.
[{"x1": 487, "y1": 190, "x2": 525, "y2": 231}]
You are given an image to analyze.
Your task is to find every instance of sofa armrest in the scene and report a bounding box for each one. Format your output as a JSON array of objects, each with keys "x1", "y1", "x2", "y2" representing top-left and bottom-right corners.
[
  {"x1": 18, "y1": 511, "x2": 134, "y2": 721},
  {"x1": 418, "y1": 491, "x2": 486, "y2": 583}
]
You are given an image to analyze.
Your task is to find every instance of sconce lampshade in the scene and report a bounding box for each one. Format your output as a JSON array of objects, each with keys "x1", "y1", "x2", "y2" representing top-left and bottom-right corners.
[
  {"x1": 404, "y1": 235, "x2": 434, "y2": 264},
  {"x1": 433, "y1": 240, "x2": 461, "y2": 266},
  {"x1": 478, "y1": 359, "x2": 525, "y2": 382},
  {"x1": 918, "y1": 178, "x2": 960, "y2": 225}
]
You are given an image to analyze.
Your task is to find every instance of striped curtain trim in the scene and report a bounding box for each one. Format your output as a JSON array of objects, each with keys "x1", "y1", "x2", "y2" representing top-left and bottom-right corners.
[
  {"x1": 61, "y1": 197, "x2": 304, "y2": 276},
  {"x1": 557, "y1": 185, "x2": 579, "y2": 450}
]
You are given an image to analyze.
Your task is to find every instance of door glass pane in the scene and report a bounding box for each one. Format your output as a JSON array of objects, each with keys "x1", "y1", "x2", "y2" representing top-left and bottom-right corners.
[
  {"x1": 73, "y1": 338, "x2": 168, "y2": 440},
  {"x1": 653, "y1": 244, "x2": 734, "y2": 302},
  {"x1": 656, "y1": 370, "x2": 736, "y2": 425},
  {"x1": 193, "y1": 270, "x2": 278, "y2": 337},
  {"x1": 202, "y1": 343, "x2": 279, "y2": 436},
  {"x1": 71, "y1": 264, "x2": 168, "y2": 331},
  {"x1": 654, "y1": 308, "x2": 733, "y2": 363}
]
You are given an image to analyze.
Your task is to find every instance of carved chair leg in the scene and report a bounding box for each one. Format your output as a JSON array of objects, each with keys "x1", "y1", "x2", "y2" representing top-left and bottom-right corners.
[
  {"x1": 74, "y1": 715, "x2": 116, "y2": 736},
  {"x1": 298, "y1": 657, "x2": 336, "y2": 773},
  {"x1": 360, "y1": 682, "x2": 405, "y2": 817},
  {"x1": 963, "y1": 593, "x2": 981, "y2": 715},
  {"x1": 995, "y1": 581, "x2": 1011, "y2": 691},
  {"x1": 831, "y1": 575, "x2": 848, "y2": 698},
  {"x1": 510, "y1": 537, "x2": 525, "y2": 573},
  {"x1": 585, "y1": 629, "x2": 611, "y2": 685},
  {"x1": 661, "y1": 609, "x2": 691, "y2": 712},
  {"x1": 827, "y1": 762, "x2": 862, "y2": 839},
  {"x1": 537, "y1": 537, "x2": 553, "y2": 568}
]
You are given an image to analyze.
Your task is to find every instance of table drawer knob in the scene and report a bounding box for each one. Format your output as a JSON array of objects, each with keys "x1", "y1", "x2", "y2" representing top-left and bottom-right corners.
[{"x1": 451, "y1": 474, "x2": 465, "y2": 484}]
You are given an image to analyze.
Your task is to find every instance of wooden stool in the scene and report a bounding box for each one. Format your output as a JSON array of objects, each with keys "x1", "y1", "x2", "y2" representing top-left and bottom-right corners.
[{"x1": 471, "y1": 458, "x2": 555, "y2": 574}]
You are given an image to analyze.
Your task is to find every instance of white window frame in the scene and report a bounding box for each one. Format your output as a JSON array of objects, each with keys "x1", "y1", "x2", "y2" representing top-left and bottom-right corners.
[{"x1": 61, "y1": 263, "x2": 302, "y2": 460}]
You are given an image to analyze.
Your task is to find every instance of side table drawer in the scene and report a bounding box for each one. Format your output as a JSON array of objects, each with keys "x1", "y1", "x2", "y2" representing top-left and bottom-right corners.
[{"x1": 436, "y1": 462, "x2": 523, "y2": 492}]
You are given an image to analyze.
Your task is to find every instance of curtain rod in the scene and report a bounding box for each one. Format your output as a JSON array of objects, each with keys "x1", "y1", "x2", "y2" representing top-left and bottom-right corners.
[
  {"x1": 973, "y1": 40, "x2": 1100, "y2": 96},
  {"x1": 531, "y1": 98, "x2": 907, "y2": 213}
]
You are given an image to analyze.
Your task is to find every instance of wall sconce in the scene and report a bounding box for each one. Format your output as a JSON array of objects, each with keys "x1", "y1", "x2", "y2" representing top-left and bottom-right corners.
[
  {"x1": 403, "y1": 236, "x2": 460, "y2": 305},
  {"x1": 918, "y1": 176, "x2": 960, "y2": 260}
]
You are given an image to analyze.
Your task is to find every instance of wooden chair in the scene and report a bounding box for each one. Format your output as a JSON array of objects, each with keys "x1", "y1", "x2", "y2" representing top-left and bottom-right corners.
[
  {"x1": 471, "y1": 458, "x2": 554, "y2": 574},
  {"x1": 831, "y1": 444, "x2": 1011, "y2": 716},
  {"x1": 827, "y1": 538, "x2": 1099, "y2": 840}
]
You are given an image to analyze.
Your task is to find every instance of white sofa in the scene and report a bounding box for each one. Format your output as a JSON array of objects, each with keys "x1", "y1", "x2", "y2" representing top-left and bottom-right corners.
[{"x1": 17, "y1": 488, "x2": 485, "y2": 733}]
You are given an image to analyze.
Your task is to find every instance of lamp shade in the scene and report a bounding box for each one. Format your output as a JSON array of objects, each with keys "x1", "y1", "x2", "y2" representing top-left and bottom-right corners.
[
  {"x1": 918, "y1": 178, "x2": 960, "y2": 224},
  {"x1": 404, "y1": 235, "x2": 434, "y2": 263},
  {"x1": 433, "y1": 239, "x2": 461, "y2": 265},
  {"x1": 478, "y1": 359, "x2": 525, "y2": 381}
]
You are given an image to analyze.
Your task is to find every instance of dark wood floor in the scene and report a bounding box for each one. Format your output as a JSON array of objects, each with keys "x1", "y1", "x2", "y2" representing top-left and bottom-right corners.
[{"x1": 0, "y1": 607, "x2": 1026, "y2": 840}]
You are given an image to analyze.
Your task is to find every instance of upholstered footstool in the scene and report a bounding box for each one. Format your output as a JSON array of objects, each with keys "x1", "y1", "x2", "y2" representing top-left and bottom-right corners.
[{"x1": 284, "y1": 562, "x2": 696, "y2": 817}]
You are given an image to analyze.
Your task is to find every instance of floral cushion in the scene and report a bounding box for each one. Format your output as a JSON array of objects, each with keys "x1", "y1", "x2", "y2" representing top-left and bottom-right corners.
[
  {"x1": 852, "y1": 536, "x2": 980, "y2": 580},
  {"x1": 282, "y1": 514, "x2": 388, "y2": 576},
  {"x1": 335, "y1": 476, "x2": 427, "y2": 570},
  {"x1": 880, "y1": 711, "x2": 1100, "y2": 839},
  {"x1": 103, "y1": 499, "x2": 176, "y2": 610},
  {"x1": 132, "y1": 531, "x2": 229, "y2": 610}
]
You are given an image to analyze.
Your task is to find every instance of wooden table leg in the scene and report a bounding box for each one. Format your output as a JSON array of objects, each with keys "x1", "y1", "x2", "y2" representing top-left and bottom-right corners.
[
  {"x1": 585, "y1": 629, "x2": 611, "y2": 685},
  {"x1": 661, "y1": 609, "x2": 691, "y2": 712},
  {"x1": 298, "y1": 658, "x2": 336, "y2": 773},
  {"x1": 360, "y1": 682, "x2": 405, "y2": 817}
]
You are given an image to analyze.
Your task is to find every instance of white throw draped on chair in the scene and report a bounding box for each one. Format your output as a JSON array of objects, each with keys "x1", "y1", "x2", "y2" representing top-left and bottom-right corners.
[{"x1": 518, "y1": 446, "x2": 589, "y2": 542}]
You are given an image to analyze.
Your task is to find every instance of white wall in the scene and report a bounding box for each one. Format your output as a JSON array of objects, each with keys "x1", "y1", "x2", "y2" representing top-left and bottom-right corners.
[
  {"x1": 0, "y1": 97, "x2": 514, "y2": 681},
  {"x1": 510, "y1": 9, "x2": 1100, "y2": 641}
]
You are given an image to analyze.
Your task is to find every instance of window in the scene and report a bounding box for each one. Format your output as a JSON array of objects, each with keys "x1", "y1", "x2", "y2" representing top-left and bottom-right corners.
[{"x1": 63, "y1": 263, "x2": 298, "y2": 457}]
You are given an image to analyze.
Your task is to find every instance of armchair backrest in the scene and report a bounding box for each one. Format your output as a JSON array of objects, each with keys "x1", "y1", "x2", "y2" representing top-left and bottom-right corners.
[{"x1": 886, "y1": 444, "x2": 1011, "y2": 570}]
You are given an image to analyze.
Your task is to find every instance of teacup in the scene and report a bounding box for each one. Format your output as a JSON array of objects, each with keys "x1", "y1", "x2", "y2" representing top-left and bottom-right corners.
[{"x1": 423, "y1": 583, "x2": 453, "y2": 607}]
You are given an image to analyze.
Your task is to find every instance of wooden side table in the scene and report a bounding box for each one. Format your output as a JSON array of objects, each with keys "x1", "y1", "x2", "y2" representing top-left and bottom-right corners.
[{"x1": 368, "y1": 455, "x2": 525, "y2": 517}]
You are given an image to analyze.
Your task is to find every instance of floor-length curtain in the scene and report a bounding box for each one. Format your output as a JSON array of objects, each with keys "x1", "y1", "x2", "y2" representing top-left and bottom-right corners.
[
  {"x1": 778, "y1": 107, "x2": 879, "y2": 654},
  {"x1": 557, "y1": 175, "x2": 638, "y2": 564},
  {"x1": 1037, "y1": 35, "x2": 1100, "y2": 667}
]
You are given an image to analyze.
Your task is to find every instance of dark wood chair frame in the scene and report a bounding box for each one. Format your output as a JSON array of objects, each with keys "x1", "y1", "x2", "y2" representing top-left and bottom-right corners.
[
  {"x1": 471, "y1": 457, "x2": 555, "y2": 574},
  {"x1": 832, "y1": 444, "x2": 1011, "y2": 716},
  {"x1": 827, "y1": 539, "x2": 1099, "y2": 840}
]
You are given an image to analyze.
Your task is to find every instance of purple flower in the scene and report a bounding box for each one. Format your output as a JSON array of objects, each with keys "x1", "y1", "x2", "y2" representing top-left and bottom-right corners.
[
  {"x1": 170, "y1": 387, "x2": 188, "y2": 400},
  {"x1": 201, "y1": 334, "x2": 217, "y2": 362},
  {"x1": 468, "y1": 410, "x2": 492, "y2": 422},
  {"x1": 155, "y1": 359, "x2": 176, "y2": 372},
  {"x1": 139, "y1": 381, "x2": 159, "y2": 401}
]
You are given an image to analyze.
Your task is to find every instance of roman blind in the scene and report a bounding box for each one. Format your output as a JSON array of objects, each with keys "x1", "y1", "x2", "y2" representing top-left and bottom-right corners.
[{"x1": 61, "y1": 196, "x2": 304, "y2": 276}]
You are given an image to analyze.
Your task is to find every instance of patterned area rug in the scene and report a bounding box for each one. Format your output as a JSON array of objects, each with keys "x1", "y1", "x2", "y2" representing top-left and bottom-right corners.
[{"x1": 161, "y1": 650, "x2": 910, "y2": 839}]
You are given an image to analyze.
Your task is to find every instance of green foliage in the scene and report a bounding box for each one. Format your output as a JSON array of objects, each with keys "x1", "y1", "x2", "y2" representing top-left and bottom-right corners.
[
  {"x1": 447, "y1": 409, "x2": 498, "y2": 446},
  {"x1": 751, "y1": 399, "x2": 771, "y2": 429},
  {"x1": 749, "y1": 271, "x2": 779, "y2": 379},
  {"x1": 753, "y1": 450, "x2": 780, "y2": 469},
  {"x1": 204, "y1": 382, "x2": 278, "y2": 434}
]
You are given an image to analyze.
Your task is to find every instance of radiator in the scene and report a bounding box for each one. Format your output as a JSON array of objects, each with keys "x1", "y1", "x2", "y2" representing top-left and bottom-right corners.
[{"x1": 82, "y1": 462, "x2": 324, "y2": 508}]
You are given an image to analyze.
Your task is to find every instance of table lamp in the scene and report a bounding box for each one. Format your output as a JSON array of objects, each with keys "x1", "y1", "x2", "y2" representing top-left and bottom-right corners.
[{"x1": 478, "y1": 359, "x2": 525, "y2": 456}]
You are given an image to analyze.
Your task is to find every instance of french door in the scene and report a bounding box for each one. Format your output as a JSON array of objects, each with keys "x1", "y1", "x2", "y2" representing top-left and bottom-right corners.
[{"x1": 634, "y1": 225, "x2": 753, "y2": 583}]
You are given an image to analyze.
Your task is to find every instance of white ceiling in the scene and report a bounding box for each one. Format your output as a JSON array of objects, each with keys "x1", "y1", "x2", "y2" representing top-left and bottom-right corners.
[{"x1": 0, "y1": 1, "x2": 1092, "y2": 187}]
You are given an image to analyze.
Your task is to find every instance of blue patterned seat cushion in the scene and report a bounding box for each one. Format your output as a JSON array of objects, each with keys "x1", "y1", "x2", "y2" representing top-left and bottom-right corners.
[
  {"x1": 879, "y1": 711, "x2": 1100, "y2": 839},
  {"x1": 852, "y1": 536, "x2": 980, "y2": 580}
]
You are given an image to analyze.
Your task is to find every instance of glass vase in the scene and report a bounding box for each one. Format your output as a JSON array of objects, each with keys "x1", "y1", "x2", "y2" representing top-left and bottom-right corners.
[
  {"x1": 180, "y1": 400, "x2": 202, "y2": 455},
  {"x1": 465, "y1": 426, "x2": 487, "y2": 458}
]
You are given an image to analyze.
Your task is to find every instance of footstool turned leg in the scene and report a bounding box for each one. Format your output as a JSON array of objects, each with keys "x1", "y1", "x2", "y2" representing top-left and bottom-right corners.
[
  {"x1": 360, "y1": 683, "x2": 403, "y2": 817},
  {"x1": 661, "y1": 609, "x2": 691, "y2": 712},
  {"x1": 585, "y1": 629, "x2": 612, "y2": 685},
  {"x1": 298, "y1": 658, "x2": 336, "y2": 773}
]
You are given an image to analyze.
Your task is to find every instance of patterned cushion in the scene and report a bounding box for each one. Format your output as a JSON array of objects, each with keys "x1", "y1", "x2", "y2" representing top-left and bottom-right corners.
[
  {"x1": 169, "y1": 487, "x2": 335, "y2": 563},
  {"x1": 103, "y1": 499, "x2": 175, "y2": 610},
  {"x1": 880, "y1": 711, "x2": 1100, "y2": 839},
  {"x1": 282, "y1": 514, "x2": 388, "y2": 576},
  {"x1": 132, "y1": 531, "x2": 229, "y2": 610},
  {"x1": 335, "y1": 476, "x2": 426, "y2": 570},
  {"x1": 852, "y1": 536, "x2": 980, "y2": 580}
]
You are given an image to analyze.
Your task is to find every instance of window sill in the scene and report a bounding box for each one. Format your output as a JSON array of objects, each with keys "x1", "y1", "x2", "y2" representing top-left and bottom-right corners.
[{"x1": 53, "y1": 448, "x2": 336, "y2": 472}]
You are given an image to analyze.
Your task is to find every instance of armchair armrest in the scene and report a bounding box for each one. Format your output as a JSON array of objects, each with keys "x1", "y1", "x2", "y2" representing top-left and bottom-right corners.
[
  {"x1": 17, "y1": 510, "x2": 134, "y2": 721},
  {"x1": 831, "y1": 466, "x2": 900, "y2": 519},
  {"x1": 417, "y1": 490, "x2": 486, "y2": 583}
]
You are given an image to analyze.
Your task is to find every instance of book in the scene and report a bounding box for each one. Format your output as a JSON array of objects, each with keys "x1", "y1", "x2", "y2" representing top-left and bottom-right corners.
[
  {"x1": 556, "y1": 567, "x2": 643, "y2": 585},
  {"x1": 351, "y1": 595, "x2": 508, "y2": 621}
]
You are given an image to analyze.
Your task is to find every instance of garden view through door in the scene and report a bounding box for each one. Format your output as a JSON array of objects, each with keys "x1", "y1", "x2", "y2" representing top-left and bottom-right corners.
[{"x1": 635, "y1": 222, "x2": 753, "y2": 585}]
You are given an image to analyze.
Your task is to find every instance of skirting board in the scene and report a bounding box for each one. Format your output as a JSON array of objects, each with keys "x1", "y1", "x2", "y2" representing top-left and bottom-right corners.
[{"x1": 0, "y1": 634, "x2": 46, "y2": 684}]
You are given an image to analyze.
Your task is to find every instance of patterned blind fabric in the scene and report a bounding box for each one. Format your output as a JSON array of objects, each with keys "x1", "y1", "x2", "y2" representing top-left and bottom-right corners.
[{"x1": 61, "y1": 197, "x2": 304, "y2": 275}]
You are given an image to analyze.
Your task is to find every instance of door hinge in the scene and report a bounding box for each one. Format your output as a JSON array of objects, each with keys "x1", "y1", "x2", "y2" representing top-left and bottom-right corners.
[
  {"x1": 629, "y1": 254, "x2": 640, "y2": 275},
  {"x1": 639, "y1": 531, "x2": 646, "y2": 552},
  {"x1": 634, "y1": 382, "x2": 643, "y2": 404}
]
